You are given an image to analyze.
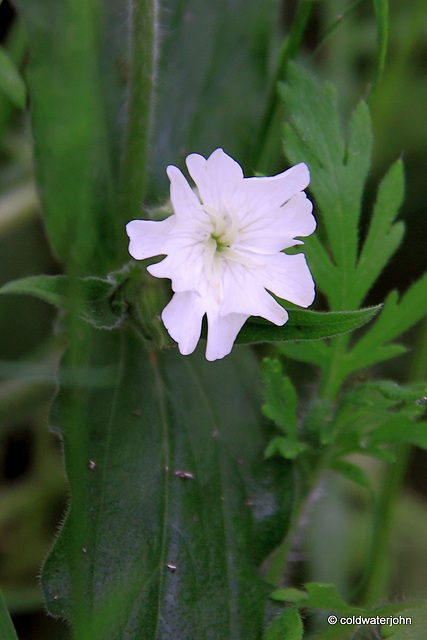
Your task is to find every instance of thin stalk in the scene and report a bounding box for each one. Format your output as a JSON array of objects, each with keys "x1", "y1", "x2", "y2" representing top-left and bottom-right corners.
[
  {"x1": 254, "y1": 0, "x2": 315, "y2": 172},
  {"x1": 265, "y1": 453, "x2": 327, "y2": 585},
  {"x1": 121, "y1": 0, "x2": 159, "y2": 220},
  {"x1": 359, "y1": 318, "x2": 427, "y2": 605}
]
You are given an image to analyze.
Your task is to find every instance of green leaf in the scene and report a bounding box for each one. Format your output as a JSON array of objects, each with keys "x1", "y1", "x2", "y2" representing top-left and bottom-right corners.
[
  {"x1": 354, "y1": 159, "x2": 405, "y2": 305},
  {"x1": 270, "y1": 588, "x2": 309, "y2": 603},
  {"x1": 344, "y1": 275, "x2": 427, "y2": 373},
  {"x1": 41, "y1": 328, "x2": 293, "y2": 639},
  {"x1": 263, "y1": 606, "x2": 303, "y2": 640},
  {"x1": 303, "y1": 583, "x2": 363, "y2": 614},
  {"x1": 0, "y1": 46, "x2": 26, "y2": 108},
  {"x1": 150, "y1": 0, "x2": 281, "y2": 194},
  {"x1": 0, "y1": 275, "x2": 125, "y2": 329},
  {"x1": 0, "y1": 591, "x2": 19, "y2": 640},
  {"x1": 237, "y1": 306, "x2": 381, "y2": 344},
  {"x1": 330, "y1": 459, "x2": 371, "y2": 488},
  {"x1": 262, "y1": 359, "x2": 297, "y2": 436},
  {"x1": 12, "y1": 0, "x2": 131, "y2": 273},
  {"x1": 264, "y1": 437, "x2": 307, "y2": 460},
  {"x1": 371, "y1": 417, "x2": 427, "y2": 449},
  {"x1": 280, "y1": 64, "x2": 373, "y2": 309}
]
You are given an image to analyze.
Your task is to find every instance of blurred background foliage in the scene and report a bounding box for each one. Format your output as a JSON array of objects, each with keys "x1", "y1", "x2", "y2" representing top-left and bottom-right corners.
[{"x1": 0, "y1": 0, "x2": 425, "y2": 637}]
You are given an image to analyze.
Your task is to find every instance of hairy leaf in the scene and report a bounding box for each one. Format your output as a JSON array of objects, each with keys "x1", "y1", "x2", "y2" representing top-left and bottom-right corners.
[{"x1": 42, "y1": 327, "x2": 293, "y2": 639}]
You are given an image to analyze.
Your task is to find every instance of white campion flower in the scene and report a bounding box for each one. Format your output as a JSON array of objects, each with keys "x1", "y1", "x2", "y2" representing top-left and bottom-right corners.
[{"x1": 126, "y1": 148, "x2": 316, "y2": 361}]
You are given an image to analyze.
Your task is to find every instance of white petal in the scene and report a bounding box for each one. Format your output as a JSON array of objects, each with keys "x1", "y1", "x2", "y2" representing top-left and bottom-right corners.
[
  {"x1": 237, "y1": 192, "x2": 316, "y2": 254},
  {"x1": 205, "y1": 311, "x2": 248, "y2": 361},
  {"x1": 220, "y1": 261, "x2": 288, "y2": 325},
  {"x1": 166, "y1": 165, "x2": 206, "y2": 226},
  {"x1": 186, "y1": 148, "x2": 243, "y2": 209},
  {"x1": 126, "y1": 217, "x2": 175, "y2": 260},
  {"x1": 161, "y1": 291, "x2": 205, "y2": 356},
  {"x1": 233, "y1": 163, "x2": 310, "y2": 225},
  {"x1": 261, "y1": 252, "x2": 315, "y2": 308},
  {"x1": 147, "y1": 240, "x2": 205, "y2": 291}
]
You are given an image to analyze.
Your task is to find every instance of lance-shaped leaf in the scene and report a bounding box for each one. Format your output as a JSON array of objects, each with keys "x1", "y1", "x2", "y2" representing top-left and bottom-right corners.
[
  {"x1": 42, "y1": 326, "x2": 293, "y2": 639},
  {"x1": 0, "y1": 274, "x2": 126, "y2": 329},
  {"x1": 236, "y1": 306, "x2": 381, "y2": 344}
]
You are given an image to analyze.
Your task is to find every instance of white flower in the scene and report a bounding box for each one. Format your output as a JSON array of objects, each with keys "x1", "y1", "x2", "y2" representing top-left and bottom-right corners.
[{"x1": 126, "y1": 148, "x2": 316, "y2": 361}]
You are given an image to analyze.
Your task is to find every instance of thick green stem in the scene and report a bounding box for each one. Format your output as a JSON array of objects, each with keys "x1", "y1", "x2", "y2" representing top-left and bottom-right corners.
[{"x1": 121, "y1": 0, "x2": 158, "y2": 219}]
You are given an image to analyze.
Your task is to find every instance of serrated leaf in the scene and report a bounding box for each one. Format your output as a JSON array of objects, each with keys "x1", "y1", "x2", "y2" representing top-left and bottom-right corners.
[
  {"x1": 263, "y1": 606, "x2": 303, "y2": 640},
  {"x1": 330, "y1": 459, "x2": 370, "y2": 488},
  {"x1": 280, "y1": 64, "x2": 373, "y2": 309},
  {"x1": 41, "y1": 328, "x2": 293, "y2": 639},
  {"x1": 262, "y1": 359, "x2": 297, "y2": 436},
  {"x1": 371, "y1": 417, "x2": 427, "y2": 449},
  {"x1": 344, "y1": 275, "x2": 427, "y2": 373},
  {"x1": 237, "y1": 306, "x2": 381, "y2": 344},
  {"x1": 0, "y1": 46, "x2": 26, "y2": 108},
  {"x1": 354, "y1": 159, "x2": 405, "y2": 305},
  {"x1": 0, "y1": 591, "x2": 19, "y2": 640},
  {"x1": 264, "y1": 437, "x2": 307, "y2": 460},
  {"x1": 0, "y1": 275, "x2": 125, "y2": 328}
]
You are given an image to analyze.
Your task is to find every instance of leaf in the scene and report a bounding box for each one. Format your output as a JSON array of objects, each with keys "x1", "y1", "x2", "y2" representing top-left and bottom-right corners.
[
  {"x1": 262, "y1": 359, "x2": 297, "y2": 436},
  {"x1": 0, "y1": 46, "x2": 26, "y2": 108},
  {"x1": 270, "y1": 588, "x2": 308, "y2": 603},
  {"x1": 354, "y1": 159, "x2": 405, "y2": 305},
  {"x1": 149, "y1": 0, "x2": 281, "y2": 194},
  {"x1": 370, "y1": 417, "x2": 427, "y2": 449},
  {"x1": 280, "y1": 64, "x2": 373, "y2": 309},
  {"x1": 343, "y1": 274, "x2": 427, "y2": 373},
  {"x1": 0, "y1": 274, "x2": 125, "y2": 329},
  {"x1": 12, "y1": 0, "x2": 132, "y2": 273},
  {"x1": 237, "y1": 306, "x2": 381, "y2": 344},
  {"x1": 264, "y1": 437, "x2": 307, "y2": 460},
  {"x1": 303, "y1": 583, "x2": 363, "y2": 614},
  {"x1": 330, "y1": 459, "x2": 370, "y2": 488},
  {"x1": 263, "y1": 606, "x2": 303, "y2": 640},
  {"x1": 0, "y1": 591, "x2": 19, "y2": 640},
  {"x1": 41, "y1": 327, "x2": 294, "y2": 639}
]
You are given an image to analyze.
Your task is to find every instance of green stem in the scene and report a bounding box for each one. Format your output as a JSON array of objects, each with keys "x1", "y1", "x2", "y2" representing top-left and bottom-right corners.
[
  {"x1": 359, "y1": 318, "x2": 427, "y2": 605},
  {"x1": 265, "y1": 453, "x2": 326, "y2": 585},
  {"x1": 359, "y1": 445, "x2": 410, "y2": 606},
  {"x1": 120, "y1": 0, "x2": 159, "y2": 219},
  {"x1": 254, "y1": 0, "x2": 314, "y2": 173},
  {"x1": 319, "y1": 335, "x2": 349, "y2": 401}
]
